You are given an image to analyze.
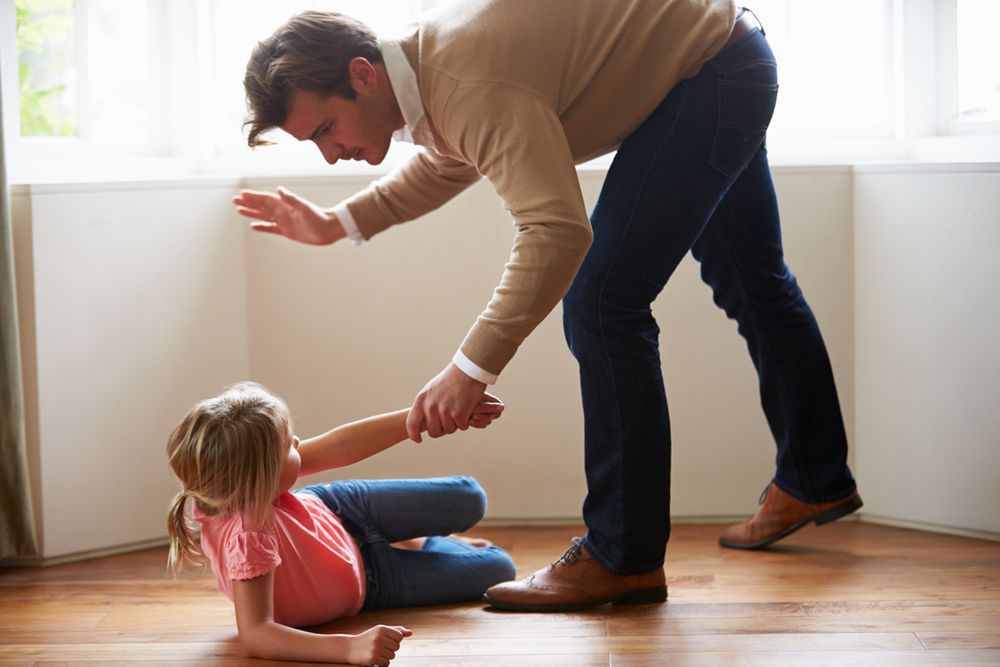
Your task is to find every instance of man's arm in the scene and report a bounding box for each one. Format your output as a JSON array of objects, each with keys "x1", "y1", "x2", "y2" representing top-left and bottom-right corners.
[
  {"x1": 339, "y1": 149, "x2": 482, "y2": 240},
  {"x1": 233, "y1": 150, "x2": 479, "y2": 245},
  {"x1": 406, "y1": 86, "x2": 594, "y2": 441},
  {"x1": 233, "y1": 572, "x2": 410, "y2": 665}
]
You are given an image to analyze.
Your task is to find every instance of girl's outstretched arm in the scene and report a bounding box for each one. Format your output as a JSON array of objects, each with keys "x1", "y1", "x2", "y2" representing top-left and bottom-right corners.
[
  {"x1": 297, "y1": 394, "x2": 503, "y2": 476},
  {"x1": 233, "y1": 572, "x2": 411, "y2": 666}
]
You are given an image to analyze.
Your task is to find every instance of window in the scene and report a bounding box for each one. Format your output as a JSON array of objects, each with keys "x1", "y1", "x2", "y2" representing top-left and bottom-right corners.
[
  {"x1": 2, "y1": 0, "x2": 429, "y2": 176},
  {"x1": 14, "y1": 0, "x2": 162, "y2": 154},
  {"x1": 2, "y1": 0, "x2": 999, "y2": 179},
  {"x1": 953, "y1": 0, "x2": 1000, "y2": 125},
  {"x1": 16, "y1": 0, "x2": 75, "y2": 138},
  {"x1": 744, "y1": 0, "x2": 902, "y2": 161},
  {"x1": 745, "y1": 0, "x2": 1000, "y2": 159},
  {"x1": 748, "y1": 0, "x2": 896, "y2": 139}
]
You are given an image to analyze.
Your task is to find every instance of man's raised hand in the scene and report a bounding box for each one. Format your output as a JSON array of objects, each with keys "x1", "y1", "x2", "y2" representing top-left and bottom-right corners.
[{"x1": 232, "y1": 186, "x2": 346, "y2": 245}]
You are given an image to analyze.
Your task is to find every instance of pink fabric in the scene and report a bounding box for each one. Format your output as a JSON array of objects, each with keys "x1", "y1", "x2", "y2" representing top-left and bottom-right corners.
[{"x1": 195, "y1": 491, "x2": 365, "y2": 627}]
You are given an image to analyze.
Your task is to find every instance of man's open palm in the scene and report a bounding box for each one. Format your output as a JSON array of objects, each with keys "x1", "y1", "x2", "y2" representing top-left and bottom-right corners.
[{"x1": 233, "y1": 186, "x2": 346, "y2": 245}]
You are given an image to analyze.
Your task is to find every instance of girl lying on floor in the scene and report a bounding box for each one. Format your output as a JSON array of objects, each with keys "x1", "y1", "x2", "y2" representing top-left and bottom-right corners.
[{"x1": 166, "y1": 381, "x2": 515, "y2": 666}]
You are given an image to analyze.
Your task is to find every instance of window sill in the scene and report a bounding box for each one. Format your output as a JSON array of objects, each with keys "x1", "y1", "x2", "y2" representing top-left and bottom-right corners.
[{"x1": 8, "y1": 151, "x2": 998, "y2": 193}]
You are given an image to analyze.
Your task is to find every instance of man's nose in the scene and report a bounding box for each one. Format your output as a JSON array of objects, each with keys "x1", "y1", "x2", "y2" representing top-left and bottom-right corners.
[{"x1": 315, "y1": 140, "x2": 340, "y2": 165}]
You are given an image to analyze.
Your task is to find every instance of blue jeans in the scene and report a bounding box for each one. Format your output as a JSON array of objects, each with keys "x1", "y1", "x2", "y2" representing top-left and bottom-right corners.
[
  {"x1": 563, "y1": 26, "x2": 857, "y2": 575},
  {"x1": 300, "y1": 476, "x2": 516, "y2": 609}
]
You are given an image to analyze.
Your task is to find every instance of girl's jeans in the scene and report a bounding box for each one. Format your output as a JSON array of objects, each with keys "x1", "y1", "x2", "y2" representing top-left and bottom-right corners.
[
  {"x1": 300, "y1": 476, "x2": 516, "y2": 609},
  {"x1": 563, "y1": 25, "x2": 857, "y2": 575}
]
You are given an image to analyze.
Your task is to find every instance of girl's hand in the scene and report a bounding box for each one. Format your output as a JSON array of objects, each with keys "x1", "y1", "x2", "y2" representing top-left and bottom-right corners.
[
  {"x1": 347, "y1": 625, "x2": 412, "y2": 666},
  {"x1": 233, "y1": 187, "x2": 346, "y2": 245},
  {"x1": 470, "y1": 392, "x2": 505, "y2": 429}
]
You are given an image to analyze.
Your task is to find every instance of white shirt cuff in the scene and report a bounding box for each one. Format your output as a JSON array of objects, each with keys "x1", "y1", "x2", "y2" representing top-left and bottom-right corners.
[
  {"x1": 332, "y1": 203, "x2": 364, "y2": 246},
  {"x1": 452, "y1": 350, "x2": 499, "y2": 385}
]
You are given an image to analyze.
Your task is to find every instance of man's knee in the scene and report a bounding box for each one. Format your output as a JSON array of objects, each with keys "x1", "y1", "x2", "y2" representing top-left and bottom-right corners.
[{"x1": 562, "y1": 280, "x2": 602, "y2": 336}]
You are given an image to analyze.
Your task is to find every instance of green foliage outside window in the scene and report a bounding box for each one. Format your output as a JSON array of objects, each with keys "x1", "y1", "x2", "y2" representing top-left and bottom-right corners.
[{"x1": 16, "y1": 0, "x2": 76, "y2": 137}]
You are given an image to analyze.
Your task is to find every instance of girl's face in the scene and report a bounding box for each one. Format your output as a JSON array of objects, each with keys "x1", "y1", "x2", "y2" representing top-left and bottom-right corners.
[{"x1": 277, "y1": 433, "x2": 301, "y2": 493}]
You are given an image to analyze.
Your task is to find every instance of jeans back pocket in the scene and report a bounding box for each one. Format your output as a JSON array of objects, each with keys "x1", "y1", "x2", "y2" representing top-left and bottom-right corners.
[{"x1": 709, "y1": 79, "x2": 778, "y2": 179}]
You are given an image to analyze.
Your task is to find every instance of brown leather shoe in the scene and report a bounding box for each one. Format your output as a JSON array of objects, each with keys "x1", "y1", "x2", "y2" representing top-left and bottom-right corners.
[
  {"x1": 719, "y1": 482, "x2": 863, "y2": 550},
  {"x1": 482, "y1": 538, "x2": 667, "y2": 612}
]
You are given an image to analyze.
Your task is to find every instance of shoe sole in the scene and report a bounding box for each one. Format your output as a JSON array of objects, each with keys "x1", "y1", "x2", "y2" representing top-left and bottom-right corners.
[
  {"x1": 483, "y1": 584, "x2": 668, "y2": 612},
  {"x1": 718, "y1": 494, "x2": 864, "y2": 550}
]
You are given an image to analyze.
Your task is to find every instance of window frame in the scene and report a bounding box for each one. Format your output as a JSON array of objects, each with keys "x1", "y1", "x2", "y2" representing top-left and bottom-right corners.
[
  {"x1": 2, "y1": 0, "x2": 999, "y2": 183},
  {"x1": 7, "y1": 0, "x2": 174, "y2": 160},
  {"x1": 937, "y1": 0, "x2": 1000, "y2": 136}
]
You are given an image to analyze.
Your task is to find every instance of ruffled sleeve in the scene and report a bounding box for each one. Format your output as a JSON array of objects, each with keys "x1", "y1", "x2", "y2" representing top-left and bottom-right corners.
[{"x1": 223, "y1": 529, "x2": 282, "y2": 581}]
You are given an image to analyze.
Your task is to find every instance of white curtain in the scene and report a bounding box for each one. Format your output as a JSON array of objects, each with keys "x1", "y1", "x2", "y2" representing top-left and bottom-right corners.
[{"x1": 0, "y1": 64, "x2": 38, "y2": 558}]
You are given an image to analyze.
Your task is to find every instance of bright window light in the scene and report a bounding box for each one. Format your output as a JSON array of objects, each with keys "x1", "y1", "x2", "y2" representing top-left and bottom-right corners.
[
  {"x1": 4, "y1": 0, "x2": 999, "y2": 176},
  {"x1": 16, "y1": 0, "x2": 156, "y2": 145},
  {"x1": 84, "y1": 0, "x2": 156, "y2": 144},
  {"x1": 956, "y1": 0, "x2": 1000, "y2": 122},
  {"x1": 747, "y1": 0, "x2": 895, "y2": 138}
]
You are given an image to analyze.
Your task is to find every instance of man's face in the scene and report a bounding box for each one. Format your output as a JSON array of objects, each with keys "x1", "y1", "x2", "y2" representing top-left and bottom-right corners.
[{"x1": 282, "y1": 88, "x2": 395, "y2": 166}]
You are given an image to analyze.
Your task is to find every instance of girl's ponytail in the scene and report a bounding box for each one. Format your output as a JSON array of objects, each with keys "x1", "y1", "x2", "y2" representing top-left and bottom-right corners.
[{"x1": 166, "y1": 491, "x2": 203, "y2": 576}]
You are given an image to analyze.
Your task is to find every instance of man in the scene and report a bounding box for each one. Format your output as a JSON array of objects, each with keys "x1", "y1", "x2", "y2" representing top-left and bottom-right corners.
[{"x1": 233, "y1": 0, "x2": 862, "y2": 612}]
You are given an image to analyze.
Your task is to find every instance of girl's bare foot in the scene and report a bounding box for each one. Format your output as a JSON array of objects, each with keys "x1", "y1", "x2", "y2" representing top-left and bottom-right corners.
[
  {"x1": 391, "y1": 537, "x2": 427, "y2": 550},
  {"x1": 450, "y1": 534, "x2": 493, "y2": 547},
  {"x1": 391, "y1": 534, "x2": 494, "y2": 550}
]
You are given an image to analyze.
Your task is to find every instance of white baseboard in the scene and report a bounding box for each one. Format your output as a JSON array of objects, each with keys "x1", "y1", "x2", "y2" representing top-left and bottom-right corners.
[
  {"x1": 858, "y1": 513, "x2": 1000, "y2": 543},
  {"x1": 478, "y1": 517, "x2": 584, "y2": 527},
  {"x1": 0, "y1": 536, "x2": 169, "y2": 568},
  {"x1": 3, "y1": 512, "x2": 996, "y2": 568},
  {"x1": 478, "y1": 514, "x2": 860, "y2": 527}
]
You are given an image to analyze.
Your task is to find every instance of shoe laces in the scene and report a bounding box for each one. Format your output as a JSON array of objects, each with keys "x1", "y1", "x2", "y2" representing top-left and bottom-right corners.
[
  {"x1": 758, "y1": 481, "x2": 774, "y2": 505},
  {"x1": 551, "y1": 537, "x2": 584, "y2": 569}
]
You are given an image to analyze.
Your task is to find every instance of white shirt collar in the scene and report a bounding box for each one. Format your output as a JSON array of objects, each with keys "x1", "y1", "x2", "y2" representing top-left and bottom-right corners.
[{"x1": 381, "y1": 38, "x2": 425, "y2": 145}]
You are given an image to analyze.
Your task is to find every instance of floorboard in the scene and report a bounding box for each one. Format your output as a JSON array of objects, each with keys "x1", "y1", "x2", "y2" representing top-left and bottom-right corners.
[{"x1": 1, "y1": 522, "x2": 998, "y2": 666}]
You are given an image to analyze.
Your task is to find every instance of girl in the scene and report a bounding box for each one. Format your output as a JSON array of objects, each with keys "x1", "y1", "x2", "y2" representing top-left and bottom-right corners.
[{"x1": 166, "y1": 382, "x2": 515, "y2": 666}]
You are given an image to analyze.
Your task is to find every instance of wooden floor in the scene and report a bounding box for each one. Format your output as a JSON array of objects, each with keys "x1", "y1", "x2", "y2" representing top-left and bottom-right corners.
[{"x1": 2, "y1": 522, "x2": 1000, "y2": 666}]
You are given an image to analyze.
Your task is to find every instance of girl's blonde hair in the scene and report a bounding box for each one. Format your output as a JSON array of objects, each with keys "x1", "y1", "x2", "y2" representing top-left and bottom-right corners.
[{"x1": 166, "y1": 382, "x2": 290, "y2": 575}]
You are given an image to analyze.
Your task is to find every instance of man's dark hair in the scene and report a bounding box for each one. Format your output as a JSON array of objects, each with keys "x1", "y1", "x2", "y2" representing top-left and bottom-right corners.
[{"x1": 242, "y1": 11, "x2": 383, "y2": 147}]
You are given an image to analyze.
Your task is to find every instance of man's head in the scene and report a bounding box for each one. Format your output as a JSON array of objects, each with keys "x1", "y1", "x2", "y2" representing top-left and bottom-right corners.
[{"x1": 243, "y1": 10, "x2": 400, "y2": 163}]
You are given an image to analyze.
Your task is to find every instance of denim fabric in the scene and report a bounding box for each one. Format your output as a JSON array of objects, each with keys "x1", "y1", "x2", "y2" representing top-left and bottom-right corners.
[
  {"x1": 563, "y1": 27, "x2": 857, "y2": 575},
  {"x1": 299, "y1": 476, "x2": 516, "y2": 609}
]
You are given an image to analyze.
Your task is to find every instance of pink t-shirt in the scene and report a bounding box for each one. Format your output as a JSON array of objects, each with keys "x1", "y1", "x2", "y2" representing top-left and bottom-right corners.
[{"x1": 195, "y1": 491, "x2": 365, "y2": 627}]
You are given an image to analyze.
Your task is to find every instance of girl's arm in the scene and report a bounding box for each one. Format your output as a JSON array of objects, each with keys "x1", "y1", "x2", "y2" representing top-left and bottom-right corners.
[
  {"x1": 297, "y1": 408, "x2": 410, "y2": 477},
  {"x1": 297, "y1": 395, "x2": 503, "y2": 477},
  {"x1": 233, "y1": 572, "x2": 411, "y2": 665}
]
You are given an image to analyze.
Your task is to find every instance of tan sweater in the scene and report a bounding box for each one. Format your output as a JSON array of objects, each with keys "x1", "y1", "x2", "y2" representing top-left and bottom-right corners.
[{"x1": 343, "y1": 0, "x2": 736, "y2": 376}]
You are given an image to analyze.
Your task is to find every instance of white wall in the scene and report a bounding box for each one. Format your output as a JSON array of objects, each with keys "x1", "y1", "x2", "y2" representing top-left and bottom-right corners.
[
  {"x1": 854, "y1": 165, "x2": 1000, "y2": 535},
  {"x1": 11, "y1": 181, "x2": 250, "y2": 558},
  {"x1": 7, "y1": 165, "x2": 855, "y2": 559}
]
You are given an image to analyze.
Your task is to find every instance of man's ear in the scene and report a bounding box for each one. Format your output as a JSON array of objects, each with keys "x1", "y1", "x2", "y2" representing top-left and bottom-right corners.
[{"x1": 349, "y1": 57, "x2": 378, "y2": 94}]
